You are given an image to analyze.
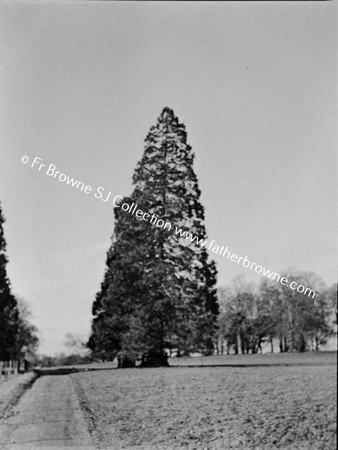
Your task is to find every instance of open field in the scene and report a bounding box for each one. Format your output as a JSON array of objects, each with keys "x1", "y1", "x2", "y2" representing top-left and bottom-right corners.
[
  {"x1": 169, "y1": 351, "x2": 337, "y2": 367},
  {"x1": 35, "y1": 351, "x2": 337, "y2": 375},
  {"x1": 0, "y1": 354, "x2": 336, "y2": 449},
  {"x1": 72, "y1": 356, "x2": 337, "y2": 450},
  {"x1": 0, "y1": 373, "x2": 36, "y2": 420}
]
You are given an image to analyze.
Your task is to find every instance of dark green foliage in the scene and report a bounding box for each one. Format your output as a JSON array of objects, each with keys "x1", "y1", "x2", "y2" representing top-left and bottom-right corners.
[
  {"x1": 15, "y1": 298, "x2": 39, "y2": 357},
  {"x1": 217, "y1": 272, "x2": 336, "y2": 354},
  {"x1": 88, "y1": 108, "x2": 218, "y2": 365},
  {"x1": 0, "y1": 203, "x2": 19, "y2": 360}
]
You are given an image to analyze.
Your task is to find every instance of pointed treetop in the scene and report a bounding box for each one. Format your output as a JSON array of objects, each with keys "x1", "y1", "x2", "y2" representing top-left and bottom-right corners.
[
  {"x1": 161, "y1": 106, "x2": 175, "y2": 116},
  {"x1": 159, "y1": 107, "x2": 177, "y2": 123}
]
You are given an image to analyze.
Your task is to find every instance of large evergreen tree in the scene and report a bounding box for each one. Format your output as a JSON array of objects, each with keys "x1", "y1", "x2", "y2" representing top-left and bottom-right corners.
[
  {"x1": 88, "y1": 108, "x2": 218, "y2": 366},
  {"x1": 0, "y1": 202, "x2": 19, "y2": 360}
]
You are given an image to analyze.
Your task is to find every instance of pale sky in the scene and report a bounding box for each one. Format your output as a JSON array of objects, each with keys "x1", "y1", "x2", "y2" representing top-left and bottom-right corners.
[{"x1": 0, "y1": 2, "x2": 336, "y2": 355}]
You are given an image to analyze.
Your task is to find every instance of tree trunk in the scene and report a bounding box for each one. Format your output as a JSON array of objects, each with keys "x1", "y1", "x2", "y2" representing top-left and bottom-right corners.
[
  {"x1": 117, "y1": 355, "x2": 136, "y2": 368},
  {"x1": 239, "y1": 334, "x2": 245, "y2": 354},
  {"x1": 284, "y1": 336, "x2": 289, "y2": 352},
  {"x1": 270, "y1": 337, "x2": 274, "y2": 353},
  {"x1": 290, "y1": 330, "x2": 295, "y2": 351},
  {"x1": 257, "y1": 338, "x2": 263, "y2": 354},
  {"x1": 315, "y1": 337, "x2": 319, "y2": 352},
  {"x1": 234, "y1": 336, "x2": 239, "y2": 355},
  {"x1": 140, "y1": 351, "x2": 169, "y2": 368},
  {"x1": 299, "y1": 334, "x2": 306, "y2": 352}
]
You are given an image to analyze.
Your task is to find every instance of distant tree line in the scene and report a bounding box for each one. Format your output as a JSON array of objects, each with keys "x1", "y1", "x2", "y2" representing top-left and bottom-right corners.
[
  {"x1": 217, "y1": 274, "x2": 336, "y2": 355},
  {"x1": 0, "y1": 202, "x2": 39, "y2": 362},
  {"x1": 36, "y1": 353, "x2": 93, "y2": 368},
  {"x1": 35, "y1": 333, "x2": 92, "y2": 368}
]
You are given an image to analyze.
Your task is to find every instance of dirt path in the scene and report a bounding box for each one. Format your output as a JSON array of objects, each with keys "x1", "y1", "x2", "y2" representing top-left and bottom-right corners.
[{"x1": 0, "y1": 375, "x2": 94, "y2": 449}]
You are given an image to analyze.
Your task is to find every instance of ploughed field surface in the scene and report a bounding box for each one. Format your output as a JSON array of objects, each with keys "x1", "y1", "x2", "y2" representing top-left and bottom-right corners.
[
  {"x1": 72, "y1": 354, "x2": 337, "y2": 450},
  {"x1": 0, "y1": 353, "x2": 336, "y2": 449}
]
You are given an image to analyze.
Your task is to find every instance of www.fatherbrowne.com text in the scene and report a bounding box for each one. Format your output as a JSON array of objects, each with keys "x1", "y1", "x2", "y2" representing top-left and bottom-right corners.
[{"x1": 110, "y1": 195, "x2": 316, "y2": 299}]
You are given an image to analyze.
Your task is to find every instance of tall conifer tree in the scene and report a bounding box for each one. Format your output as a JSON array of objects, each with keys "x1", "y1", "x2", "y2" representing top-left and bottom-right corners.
[
  {"x1": 0, "y1": 202, "x2": 19, "y2": 360},
  {"x1": 89, "y1": 108, "x2": 218, "y2": 366}
]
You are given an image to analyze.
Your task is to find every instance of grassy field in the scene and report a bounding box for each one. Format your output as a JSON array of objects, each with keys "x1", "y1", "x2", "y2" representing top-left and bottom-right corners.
[
  {"x1": 72, "y1": 354, "x2": 337, "y2": 450},
  {"x1": 0, "y1": 373, "x2": 37, "y2": 419},
  {"x1": 169, "y1": 351, "x2": 337, "y2": 367}
]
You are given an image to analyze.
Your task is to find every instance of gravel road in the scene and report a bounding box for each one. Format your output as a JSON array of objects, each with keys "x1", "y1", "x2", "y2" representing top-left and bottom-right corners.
[{"x1": 0, "y1": 375, "x2": 94, "y2": 449}]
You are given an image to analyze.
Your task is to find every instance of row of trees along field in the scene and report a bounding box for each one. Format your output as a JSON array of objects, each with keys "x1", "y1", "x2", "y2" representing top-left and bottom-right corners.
[
  {"x1": 217, "y1": 275, "x2": 337, "y2": 355},
  {"x1": 88, "y1": 108, "x2": 219, "y2": 367},
  {"x1": 88, "y1": 107, "x2": 337, "y2": 367},
  {"x1": 0, "y1": 202, "x2": 39, "y2": 363}
]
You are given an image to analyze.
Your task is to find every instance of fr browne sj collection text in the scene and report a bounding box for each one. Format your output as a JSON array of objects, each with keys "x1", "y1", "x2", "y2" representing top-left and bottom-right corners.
[{"x1": 22, "y1": 155, "x2": 128, "y2": 206}]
